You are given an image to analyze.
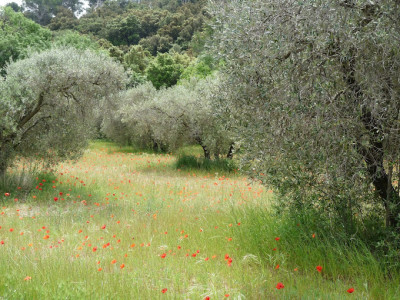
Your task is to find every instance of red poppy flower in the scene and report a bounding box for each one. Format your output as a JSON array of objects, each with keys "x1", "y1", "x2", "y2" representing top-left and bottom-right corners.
[
  {"x1": 101, "y1": 225, "x2": 106, "y2": 229},
  {"x1": 347, "y1": 288, "x2": 354, "y2": 293},
  {"x1": 161, "y1": 288, "x2": 167, "y2": 293},
  {"x1": 161, "y1": 253, "x2": 166, "y2": 258},
  {"x1": 276, "y1": 282, "x2": 284, "y2": 289},
  {"x1": 316, "y1": 265, "x2": 322, "y2": 272}
]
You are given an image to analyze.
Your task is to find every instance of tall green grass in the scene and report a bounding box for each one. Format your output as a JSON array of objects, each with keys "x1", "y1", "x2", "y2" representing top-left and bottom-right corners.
[
  {"x1": 232, "y1": 206, "x2": 400, "y2": 298},
  {"x1": 1, "y1": 141, "x2": 399, "y2": 299}
]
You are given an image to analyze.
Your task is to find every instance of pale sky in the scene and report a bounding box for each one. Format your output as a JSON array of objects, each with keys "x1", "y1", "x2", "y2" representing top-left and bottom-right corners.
[
  {"x1": 0, "y1": 0, "x2": 90, "y2": 16},
  {"x1": 0, "y1": 0, "x2": 23, "y2": 6}
]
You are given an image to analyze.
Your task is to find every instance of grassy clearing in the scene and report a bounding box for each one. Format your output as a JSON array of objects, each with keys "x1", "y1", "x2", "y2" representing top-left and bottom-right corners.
[{"x1": 0, "y1": 141, "x2": 399, "y2": 299}]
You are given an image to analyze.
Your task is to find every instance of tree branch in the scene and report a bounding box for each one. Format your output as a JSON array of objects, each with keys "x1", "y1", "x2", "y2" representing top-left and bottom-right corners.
[
  {"x1": 16, "y1": 115, "x2": 52, "y2": 148},
  {"x1": 17, "y1": 92, "x2": 45, "y2": 130}
]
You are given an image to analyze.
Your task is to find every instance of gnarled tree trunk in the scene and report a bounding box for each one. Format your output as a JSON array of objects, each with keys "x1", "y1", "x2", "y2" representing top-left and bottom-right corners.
[
  {"x1": 195, "y1": 137, "x2": 210, "y2": 160},
  {"x1": 342, "y1": 50, "x2": 400, "y2": 230},
  {"x1": 227, "y1": 143, "x2": 235, "y2": 159}
]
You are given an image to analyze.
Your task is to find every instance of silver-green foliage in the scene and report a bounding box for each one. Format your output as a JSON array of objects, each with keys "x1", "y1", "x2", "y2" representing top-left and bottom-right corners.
[
  {"x1": 102, "y1": 82, "x2": 158, "y2": 148},
  {"x1": 0, "y1": 47, "x2": 127, "y2": 175},
  {"x1": 210, "y1": 0, "x2": 400, "y2": 230},
  {"x1": 102, "y1": 76, "x2": 233, "y2": 158}
]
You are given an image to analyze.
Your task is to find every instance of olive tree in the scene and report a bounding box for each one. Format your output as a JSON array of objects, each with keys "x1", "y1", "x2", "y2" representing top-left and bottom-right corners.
[
  {"x1": 210, "y1": 0, "x2": 400, "y2": 231},
  {"x1": 102, "y1": 76, "x2": 234, "y2": 158},
  {"x1": 101, "y1": 82, "x2": 159, "y2": 148},
  {"x1": 0, "y1": 47, "x2": 127, "y2": 177}
]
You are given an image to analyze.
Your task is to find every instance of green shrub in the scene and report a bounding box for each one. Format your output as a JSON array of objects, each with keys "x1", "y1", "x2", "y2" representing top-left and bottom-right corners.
[{"x1": 175, "y1": 155, "x2": 236, "y2": 172}]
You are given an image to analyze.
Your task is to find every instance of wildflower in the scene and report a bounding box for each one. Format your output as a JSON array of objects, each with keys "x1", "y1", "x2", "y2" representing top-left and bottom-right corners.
[
  {"x1": 24, "y1": 276, "x2": 32, "y2": 281},
  {"x1": 275, "y1": 264, "x2": 280, "y2": 269},
  {"x1": 227, "y1": 257, "x2": 232, "y2": 266},
  {"x1": 120, "y1": 264, "x2": 125, "y2": 269},
  {"x1": 347, "y1": 288, "x2": 354, "y2": 293},
  {"x1": 276, "y1": 282, "x2": 284, "y2": 289},
  {"x1": 111, "y1": 259, "x2": 117, "y2": 264},
  {"x1": 161, "y1": 288, "x2": 167, "y2": 294},
  {"x1": 101, "y1": 225, "x2": 106, "y2": 229},
  {"x1": 4, "y1": 193, "x2": 10, "y2": 197},
  {"x1": 43, "y1": 235, "x2": 50, "y2": 239},
  {"x1": 316, "y1": 265, "x2": 322, "y2": 273},
  {"x1": 161, "y1": 253, "x2": 166, "y2": 258},
  {"x1": 275, "y1": 237, "x2": 280, "y2": 241}
]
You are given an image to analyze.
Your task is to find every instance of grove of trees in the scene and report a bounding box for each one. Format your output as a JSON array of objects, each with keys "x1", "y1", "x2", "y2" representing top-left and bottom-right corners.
[{"x1": 2, "y1": 0, "x2": 400, "y2": 252}]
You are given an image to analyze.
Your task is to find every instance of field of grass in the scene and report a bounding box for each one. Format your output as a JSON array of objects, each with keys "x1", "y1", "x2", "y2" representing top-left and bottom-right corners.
[{"x1": 0, "y1": 141, "x2": 399, "y2": 299}]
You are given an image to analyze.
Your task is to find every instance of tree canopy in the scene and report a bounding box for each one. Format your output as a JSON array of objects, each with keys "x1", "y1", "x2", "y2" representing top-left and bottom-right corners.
[
  {"x1": 0, "y1": 47, "x2": 126, "y2": 176},
  {"x1": 0, "y1": 7, "x2": 52, "y2": 69},
  {"x1": 210, "y1": 0, "x2": 400, "y2": 231}
]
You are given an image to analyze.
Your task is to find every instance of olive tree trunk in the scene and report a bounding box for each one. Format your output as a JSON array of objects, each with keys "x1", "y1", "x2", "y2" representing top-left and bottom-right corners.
[
  {"x1": 226, "y1": 143, "x2": 235, "y2": 159},
  {"x1": 342, "y1": 51, "x2": 400, "y2": 230},
  {"x1": 195, "y1": 137, "x2": 210, "y2": 160}
]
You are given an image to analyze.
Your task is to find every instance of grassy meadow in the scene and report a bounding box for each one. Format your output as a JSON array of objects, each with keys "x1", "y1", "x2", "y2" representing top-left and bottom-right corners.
[{"x1": 0, "y1": 141, "x2": 399, "y2": 299}]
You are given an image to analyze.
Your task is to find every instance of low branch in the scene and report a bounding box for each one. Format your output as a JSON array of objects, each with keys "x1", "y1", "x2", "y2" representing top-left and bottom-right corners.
[
  {"x1": 17, "y1": 115, "x2": 52, "y2": 147},
  {"x1": 17, "y1": 92, "x2": 45, "y2": 130}
]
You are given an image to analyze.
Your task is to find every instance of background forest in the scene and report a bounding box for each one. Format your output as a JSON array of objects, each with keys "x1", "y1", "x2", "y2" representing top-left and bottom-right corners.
[{"x1": 1, "y1": 0, "x2": 400, "y2": 298}]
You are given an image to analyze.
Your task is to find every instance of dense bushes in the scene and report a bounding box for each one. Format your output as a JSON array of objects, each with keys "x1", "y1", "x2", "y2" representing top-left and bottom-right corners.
[{"x1": 175, "y1": 154, "x2": 236, "y2": 172}]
